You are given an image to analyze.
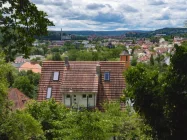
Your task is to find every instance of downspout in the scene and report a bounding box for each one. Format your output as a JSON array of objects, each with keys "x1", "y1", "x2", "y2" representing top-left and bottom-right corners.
[{"x1": 87, "y1": 95, "x2": 89, "y2": 109}]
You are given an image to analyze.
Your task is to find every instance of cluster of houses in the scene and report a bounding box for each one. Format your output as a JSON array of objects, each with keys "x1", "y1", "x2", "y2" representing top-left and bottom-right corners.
[
  {"x1": 8, "y1": 35, "x2": 187, "y2": 110},
  {"x1": 8, "y1": 51, "x2": 130, "y2": 110},
  {"x1": 12, "y1": 56, "x2": 42, "y2": 73}
]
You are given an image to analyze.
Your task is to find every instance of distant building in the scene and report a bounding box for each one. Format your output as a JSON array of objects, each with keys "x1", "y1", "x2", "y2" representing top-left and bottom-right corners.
[
  {"x1": 12, "y1": 56, "x2": 28, "y2": 70},
  {"x1": 19, "y1": 62, "x2": 41, "y2": 73},
  {"x1": 173, "y1": 36, "x2": 187, "y2": 46},
  {"x1": 61, "y1": 28, "x2": 71, "y2": 40},
  {"x1": 155, "y1": 34, "x2": 166, "y2": 37}
]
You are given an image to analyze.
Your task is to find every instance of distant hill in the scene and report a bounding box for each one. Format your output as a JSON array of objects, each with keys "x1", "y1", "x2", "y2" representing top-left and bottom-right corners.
[
  {"x1": 151, "y1": 28, "x2": 187, "y2": 35},
  {"x1": 0, "y1": 27, "x2": 181, "y2": 41}
]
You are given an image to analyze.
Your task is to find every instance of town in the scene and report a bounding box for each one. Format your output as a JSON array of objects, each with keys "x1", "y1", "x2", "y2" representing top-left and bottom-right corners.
[{"x1": 1, "y1": 0, "x2": 187, "y2": 139}]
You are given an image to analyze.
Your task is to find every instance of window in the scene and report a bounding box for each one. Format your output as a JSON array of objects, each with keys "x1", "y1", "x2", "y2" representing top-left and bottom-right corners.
[
  {"x1": 104, "y1": 72, "x2": 110, "y2": 81},
  {"x1": 66, "y1": 94, "x2": 70, "y2": 98},
  {"x1": 53, "y1": 71, "x2": 59, "y2": 81},
  {"x1": 89, "y1": 94, "x2": 92, "y2": 98},
  {"x1": 46, "y1": 87, "x2": 52, "y2": 99},
  {"x1": 82, "y1": 94, "x2": 86, "y2": 98}
]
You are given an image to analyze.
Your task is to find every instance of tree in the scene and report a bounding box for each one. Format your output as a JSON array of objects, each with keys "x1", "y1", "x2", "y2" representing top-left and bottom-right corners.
[
  {"x1": 0, "y1": 53, "x2": 11, "y2": 114},
  {"x1": 12, "y1": 70, "x2": 40, "y2": 99},
  {"x1": 150, "y1": 54, "x2": 154, "y2": 66},
  {"x1": 0, "y1": 0, "x2": 53, "y2": 62},
  {"x1": 52, "y1": 52, "x2": 62, "y2": 61},
  {"x1": 0, "y1": 111, "x2": 44, "y2": 140},
  {"x1": 26, "y1": 99, "x2": 152, "y2": 140},
  {"x1": 124, "y1": 43, "x2": 187, "y2": 139},
  {"x1": 13, "y1": 76, "x2": 35, "y2": 98},
  {"x1": 131, "y1": 56, "x2": 137, "y2": 66}
]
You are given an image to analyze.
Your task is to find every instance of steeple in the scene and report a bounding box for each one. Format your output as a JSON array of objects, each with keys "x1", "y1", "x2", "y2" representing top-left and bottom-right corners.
[{"x1": 61, "y1": 28, "x2": 62, "y2": 41}]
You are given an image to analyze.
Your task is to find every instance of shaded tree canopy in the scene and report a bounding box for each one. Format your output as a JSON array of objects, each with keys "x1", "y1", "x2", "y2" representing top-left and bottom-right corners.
[
  {"x1": 124, "y1": 43, "x2": 187, "y2": 139},
  {"x1": 0, "y1": 0, "x2": 54, "y2": 62}
]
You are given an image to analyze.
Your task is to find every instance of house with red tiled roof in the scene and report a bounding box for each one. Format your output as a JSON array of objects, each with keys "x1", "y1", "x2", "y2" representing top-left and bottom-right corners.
[
  {"x1": 8, "y1": 88, "x2": 30, "y2": 110},
  {"x1": 38, "y1": 52, "x2": 130, "y2": 110},
  {"x1": 19, "y1": 62, "x2": 41, "y2": 73}
]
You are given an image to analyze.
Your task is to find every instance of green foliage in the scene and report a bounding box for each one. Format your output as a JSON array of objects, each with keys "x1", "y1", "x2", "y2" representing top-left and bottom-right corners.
[
  {"x1": 13, "y1": 70, "x2": 40, "y2": 99},
  {"x1": 0, "y1": 111, "x2": 44, "y2": 140},
  {"x1": 52, "y1": 52, "x2": 62, "y2": 61},
  {"x1": 0, "y1": 0, "x2": 53, "y2": 62},
  {"x1": 25, "y1": 99, "x2": 152, "y2": 140},
  {"x1": 0, "y1": 53, "x2": 13, "y2": 114},
  {"x1": 150, "y1": 54, "x2": 154, "y2": 66},
  {"x1": 65, "y1": 46, "x2": 124, "y2": 61},
  {"x1": 124, "y1": 43, "x2": 187, "y2": 139},
  {"x1": 131, "y1": 56, "x2": 137, "y2": 66}
]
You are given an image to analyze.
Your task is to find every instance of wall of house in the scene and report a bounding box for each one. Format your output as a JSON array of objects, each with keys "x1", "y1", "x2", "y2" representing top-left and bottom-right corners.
[{"x1": 64, "y1": 93, "x2": 96, "y2": 108}]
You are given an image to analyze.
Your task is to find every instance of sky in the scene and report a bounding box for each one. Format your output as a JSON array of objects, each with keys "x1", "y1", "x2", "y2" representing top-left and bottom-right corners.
[{"x1": 30, "y1": 0, "x2": 187, "y2": 31}]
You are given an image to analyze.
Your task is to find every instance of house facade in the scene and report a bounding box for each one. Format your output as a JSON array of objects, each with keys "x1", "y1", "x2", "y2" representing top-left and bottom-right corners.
[{"x1": 38, "y1": 53, "x2": 130, "y2": 110}]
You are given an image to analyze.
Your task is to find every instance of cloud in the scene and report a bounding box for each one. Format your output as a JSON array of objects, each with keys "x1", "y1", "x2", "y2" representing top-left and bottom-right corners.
[
  {"x1": 30, "y1": 0, "x2": 187, "y2": 30},
  {"x1": 93, "y1": 12, "x2": 124, "y2": 23},
  {"x1": 148, "y1": 0, "x2": 166, "y2": 5},
  {"x1": 31, "y1": 0, "x2": 44, "y2": 4},
  {"x1": 86, "y1": 3, "x2": 106, "y2": 10},
  {"x1": 119, "y1": 4, "x2": 138, "y2": 13}
]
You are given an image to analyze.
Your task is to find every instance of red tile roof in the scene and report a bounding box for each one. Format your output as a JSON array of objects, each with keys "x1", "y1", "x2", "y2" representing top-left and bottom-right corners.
[
  {"x1": 8, "y1": 88, "x2": 30, "y2": 110},
  {"x1": 38, "y1": 61, "x2": 64, "y2": 101},
  {"x1": 61, "y1": 62, "x2": 99, "y2": 93},
  {"x1": 19, "y1": 62, "x2": 41, "y2": 73},
  {"x1": 38, "y1": 61, "x2": 126, "y2": 110}
]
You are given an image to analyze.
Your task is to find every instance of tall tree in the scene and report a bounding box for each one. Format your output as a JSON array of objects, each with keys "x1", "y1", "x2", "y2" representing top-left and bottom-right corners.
[
  {"x1": 0, "y1": 53, "x2": 11, "y2": 114},
  {"x1": 124, "y1": 43, "x2": 187, "y2": 139},
  {"x1": 0, "y1": 0, "x2": 53, "y2": 62}
]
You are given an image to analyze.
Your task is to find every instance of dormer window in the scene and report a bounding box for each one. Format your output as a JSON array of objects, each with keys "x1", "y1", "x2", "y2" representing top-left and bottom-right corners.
[
  {"x1": 104, "y1": 72, "x2": 110, "y2": 81},
  {"x1": 46, "y1": 87, "x2": 52, "y2": 99},
  {"x1": 53, "y1": 71, "x2": 59, "y2": 81}
]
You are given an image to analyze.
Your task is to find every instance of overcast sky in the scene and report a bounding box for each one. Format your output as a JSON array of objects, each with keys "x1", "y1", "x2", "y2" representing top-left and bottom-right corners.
[{"x1": 30, "y1": 0, "x2": 187, "y2": 31}]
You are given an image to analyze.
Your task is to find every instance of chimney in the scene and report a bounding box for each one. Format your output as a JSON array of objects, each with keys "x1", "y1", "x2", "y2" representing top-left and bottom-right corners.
[
  {"x1": 120, "y1": 51, "x2": 131, "y2": 68},
  {"x1": 65, "y1": 56, "x2": 70, "y2": 69}
]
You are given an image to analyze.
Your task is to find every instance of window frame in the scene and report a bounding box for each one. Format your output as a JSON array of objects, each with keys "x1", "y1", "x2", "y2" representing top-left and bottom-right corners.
[
  {"x1": 46, "y1": 87, "x2": 52, "y2": 99},
  {"x1": 104, "y1": 72, "x2": 110, "y2": 81},
  {"x1": 82, "y1": 94, "x2": 87, "y2": 99},
  {"x1": 66, "y1": 94, "x2": 70, "y2": 98},
  {"x1": 53, "y1": 71, "x2": 60, "y2": 81},
  {"x1": 88, "y1": 94, "x2": 93, "y2": 98}
]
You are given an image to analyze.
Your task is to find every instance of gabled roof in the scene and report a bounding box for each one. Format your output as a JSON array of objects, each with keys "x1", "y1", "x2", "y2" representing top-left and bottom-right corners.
[
  {"x1": 38, "y1": 60, "x2": 126, "y2": 110},
  {"x1": 8, "y1": 88, "x2": 30, "y2": 110},
  {"x1": 38, "y1": 61, "x2": 65, "y2": 101},
  {"x1": 61, "y1": 61, "x2": 99, "y2": 93}
]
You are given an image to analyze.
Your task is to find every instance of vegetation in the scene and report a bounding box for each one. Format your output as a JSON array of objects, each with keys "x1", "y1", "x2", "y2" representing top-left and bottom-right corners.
[
  {"x1": 0, "y1": 53, "x2": 11, "y2": 114},
  {"x1": 25, "y1": 99, "x2": 152, "y2": 140},
  {"x1": 0, "y1": 0, "x2": 53, "y2": 62},
  {"x1": 13, "y1": 70, "x2": 40, "y2": 99},
  {"x1": 124, "y1": 43, "x2": 187, "y2": 139}
]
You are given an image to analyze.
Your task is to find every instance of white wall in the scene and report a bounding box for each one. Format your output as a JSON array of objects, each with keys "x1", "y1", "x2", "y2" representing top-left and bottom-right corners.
[{"x1": 64, "y1": 93, "x2": 96, "y2": 108}]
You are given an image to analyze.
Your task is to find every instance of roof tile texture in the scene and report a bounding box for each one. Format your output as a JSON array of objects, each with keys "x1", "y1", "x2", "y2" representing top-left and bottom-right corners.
[
  {"x1": 8, "y1": 88, "x2": 30, "y2": 110},
  {"x1": 38, "y1": 61, "x2": 126, "y2": 109}
]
